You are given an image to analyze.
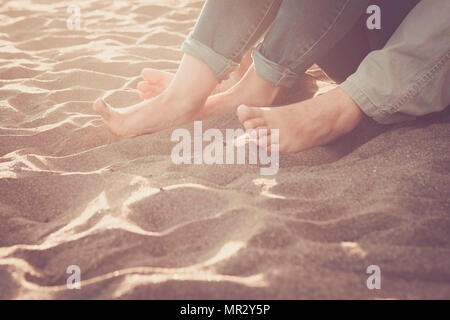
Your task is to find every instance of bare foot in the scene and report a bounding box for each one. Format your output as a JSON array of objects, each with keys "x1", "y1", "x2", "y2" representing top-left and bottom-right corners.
[
  {"x1": 125, "y1": 64, "x2": 281, "y2": 135},
  {"x1": 93, "y1": 54, "x2": 218, "y2": 137},
  {"x1": 137, "y1": 69, "x2": 172, "y2": 100},
  {"x1": 236, "y1": 87, "x2": 364, "y2": 153},
  {"x1": 92, "y1": 95, "x2": 198, "y2": 137},
  {"x1": 138, "y1": 49, "x2": 254, "y2": 100},
  {"x1": 198, "y1": 65, "x2": 281, "y2": 120}
]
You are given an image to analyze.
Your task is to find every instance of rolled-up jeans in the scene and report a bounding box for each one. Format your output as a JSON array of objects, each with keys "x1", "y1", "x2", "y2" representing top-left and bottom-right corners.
[{"x1": 181, "y1": 0, "x2": 371, "y2": 88}]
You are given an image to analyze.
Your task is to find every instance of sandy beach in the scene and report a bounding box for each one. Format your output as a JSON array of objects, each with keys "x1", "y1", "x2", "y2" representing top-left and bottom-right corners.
[{"x1": 1, "y1": 0, "x2": 449, "y2": 299}]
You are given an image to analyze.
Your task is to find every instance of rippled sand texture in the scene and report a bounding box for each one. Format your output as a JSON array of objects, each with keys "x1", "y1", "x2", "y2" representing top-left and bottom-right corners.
[{"x1": 1, "y1": 0, "x2": 450, "y2": 299}]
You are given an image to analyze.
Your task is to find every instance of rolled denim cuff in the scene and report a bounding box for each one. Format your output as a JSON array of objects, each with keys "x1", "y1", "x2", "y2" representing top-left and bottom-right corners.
[
  {"x1": 339, "y1": 78, "x2": 415, "y2": 124},
  {"x1": 181, "y1": 33, "x2": 239, "y2": 81},
  {"x1": 252, "y1": 44, "x2": 301, "y2": 88}
]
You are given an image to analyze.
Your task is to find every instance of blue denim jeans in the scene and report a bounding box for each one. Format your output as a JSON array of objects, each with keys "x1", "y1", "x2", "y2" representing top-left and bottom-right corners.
[
  {"x1": 182, "y1": 0, "x2": 419, "y2": 88},
  {"x1": 182, "y1": 0, "x2": 372, "y2": 87}
]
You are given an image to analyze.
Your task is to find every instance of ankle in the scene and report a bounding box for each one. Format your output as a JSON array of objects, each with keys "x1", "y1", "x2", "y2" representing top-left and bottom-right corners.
[
  {"x1": 249, "y1": 69, "x2": 280, "y2": 105},
  {"x1": 265, "y1": 84, "x2": 281, "y2": 104},
  {"x1": 252, "y1": 82, "x2": 280, "y2": 106},
  {"x1": 232, "y1": 75, "x2": 280, "y2": 106},
  {"x1": 159, "y1": 89, "x2": 203, "y2": 113},
  {"x1": 333, "y1": 87, "x2": 363, "y2": 133}
]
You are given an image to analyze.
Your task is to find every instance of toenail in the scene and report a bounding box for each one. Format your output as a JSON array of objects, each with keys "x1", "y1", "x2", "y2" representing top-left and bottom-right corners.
[{"x1": 237, "y1": 104, "x2": 248, "y2": 113}]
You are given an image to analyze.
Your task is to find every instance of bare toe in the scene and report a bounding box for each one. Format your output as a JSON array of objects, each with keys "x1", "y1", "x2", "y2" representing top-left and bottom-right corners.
[
  {"x1": 138, "y1": 81, "x2": 158, "y2": 100},
  {"x1": 139, "y1": 91, "x2": 154, "y2": 100},
  {"x1": 137, "y1": 81, "x2": 152, "y2": 92},
  {"x1": 257, "y1": 130, "x2": 272, "y2": 148},
  {"x1": 243, "y1": 118, "x2": 266, "y2": 130},
  {"x1": 93, "y1": 99, "x2": 112, "y2": 121},
  {"x1": 141, "y1": 68, "x2": 172, "y2": 87},
  {"x1": 237, "y1": 104, "x2": 265, "y2": 122}
]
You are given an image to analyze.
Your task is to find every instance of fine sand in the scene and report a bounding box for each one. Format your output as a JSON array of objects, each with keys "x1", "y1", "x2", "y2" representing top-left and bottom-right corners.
[{"x1": 1, "y1": 0, "x2": 449, "y2": 299}]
